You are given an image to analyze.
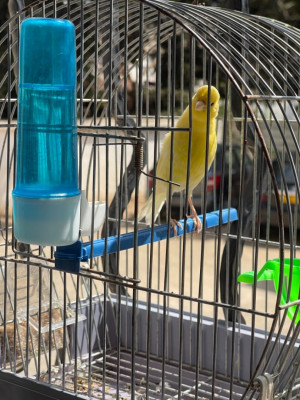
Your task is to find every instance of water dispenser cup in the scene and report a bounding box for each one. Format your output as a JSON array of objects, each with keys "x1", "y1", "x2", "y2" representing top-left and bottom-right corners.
[{"x1": 13, "y1": 194, "x2": 81, "y2": 246}]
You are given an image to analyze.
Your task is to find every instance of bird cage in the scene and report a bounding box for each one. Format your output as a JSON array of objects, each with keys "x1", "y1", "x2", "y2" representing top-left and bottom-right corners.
[{"x1": 0, "y1": 0, "x2": 300, "y2": 399}]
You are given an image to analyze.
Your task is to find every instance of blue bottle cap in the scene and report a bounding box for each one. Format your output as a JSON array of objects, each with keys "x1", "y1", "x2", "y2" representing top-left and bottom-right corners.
[{"x1": 19, "y1": 18, "x2": 76, "y2": 87}]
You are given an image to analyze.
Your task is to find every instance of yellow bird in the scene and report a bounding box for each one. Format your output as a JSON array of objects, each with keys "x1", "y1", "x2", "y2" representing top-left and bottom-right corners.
[{"x1": 138, "y1": 85, "x2": 220, "y2": 233}]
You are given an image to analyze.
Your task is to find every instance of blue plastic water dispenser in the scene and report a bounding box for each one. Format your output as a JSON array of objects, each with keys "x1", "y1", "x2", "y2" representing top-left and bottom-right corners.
[{"x1": 12, "y1": 18, "x2": 81, "y2": 246}]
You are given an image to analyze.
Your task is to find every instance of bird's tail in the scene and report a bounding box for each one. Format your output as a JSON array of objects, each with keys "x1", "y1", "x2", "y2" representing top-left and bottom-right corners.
[{"x1": 138, "y1": 192, "x2": 165, "y2": 225}]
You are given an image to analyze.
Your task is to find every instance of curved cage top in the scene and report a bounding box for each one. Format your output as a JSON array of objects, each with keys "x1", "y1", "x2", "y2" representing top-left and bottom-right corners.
[{"x1": 1, "y1": 1, "x2": 300, "y2": 111}]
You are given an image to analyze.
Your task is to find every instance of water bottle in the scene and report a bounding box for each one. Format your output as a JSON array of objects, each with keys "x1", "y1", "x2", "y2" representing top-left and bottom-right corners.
[{"x1": 12, "y1": 18, "x2": 81, "y2": 246}]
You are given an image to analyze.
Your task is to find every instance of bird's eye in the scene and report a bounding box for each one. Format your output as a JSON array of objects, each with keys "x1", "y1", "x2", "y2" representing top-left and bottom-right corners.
[{"x1": 211, "y1": 102, "x2": 215, "y2": 106}]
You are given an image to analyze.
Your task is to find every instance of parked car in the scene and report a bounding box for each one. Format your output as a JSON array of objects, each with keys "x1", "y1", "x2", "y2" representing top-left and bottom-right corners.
[
  {"x1": 260, "y1": 158, "x2": 300, "y2": 228},
  {"x1": 148, "y1": 144, "x2": 252, "y2": 220}
]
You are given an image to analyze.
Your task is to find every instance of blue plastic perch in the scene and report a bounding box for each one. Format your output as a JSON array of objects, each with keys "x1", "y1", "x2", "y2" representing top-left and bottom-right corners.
[{"x1": 54, "y1": 208, "x2": 238, "y2": 272}]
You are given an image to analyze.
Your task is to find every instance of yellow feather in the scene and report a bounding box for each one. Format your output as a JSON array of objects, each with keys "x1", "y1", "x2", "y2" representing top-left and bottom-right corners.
[{"x1": 139, "y1": 85, "x2": 220, "y2": 226}]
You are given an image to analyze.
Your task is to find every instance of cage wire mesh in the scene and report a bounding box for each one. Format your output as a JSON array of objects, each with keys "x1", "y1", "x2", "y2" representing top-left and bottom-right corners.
[{"x1": 0, "y1": 0, "x2": 300, "y2": 399}]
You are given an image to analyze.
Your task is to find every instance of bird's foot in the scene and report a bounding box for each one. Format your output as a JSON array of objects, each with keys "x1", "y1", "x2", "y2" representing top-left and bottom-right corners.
[
  {"x1": 187, "y1": 214, "x2": 202, "y2": 234},
  {"x1": 170, "y1": 219, "x2": 183, "y2": 235},
  {"x1": 187, "y1": 197, "x2": 202, "y2": 234}
]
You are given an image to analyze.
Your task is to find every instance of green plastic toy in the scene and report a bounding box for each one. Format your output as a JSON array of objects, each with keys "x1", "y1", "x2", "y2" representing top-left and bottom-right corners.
[{"x1": 238, "y1": 258, "x2": 300, "y2": 323}]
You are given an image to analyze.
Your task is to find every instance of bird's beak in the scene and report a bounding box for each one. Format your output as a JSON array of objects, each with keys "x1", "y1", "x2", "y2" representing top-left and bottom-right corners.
[{"x1": 195, "y1": 99, "x2": 207, "y2": 111}]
